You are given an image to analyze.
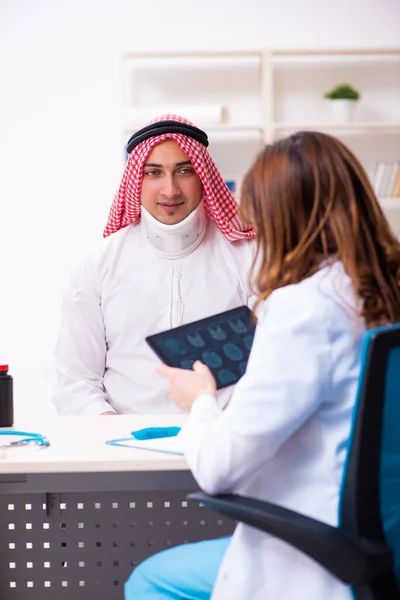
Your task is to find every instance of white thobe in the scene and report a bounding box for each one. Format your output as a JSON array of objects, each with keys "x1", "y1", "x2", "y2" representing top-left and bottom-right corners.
[
  {"x1": 179, "y1": 261, "x2": 365, "y2": 600},
  {"x1": 52, "y1": 219, "x2": 254, "y2": 415}
]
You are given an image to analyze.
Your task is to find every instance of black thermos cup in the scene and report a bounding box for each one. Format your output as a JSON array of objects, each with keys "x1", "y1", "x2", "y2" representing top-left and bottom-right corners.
[{"x1": 0, "y1": 365, "x2": 14, "y2": 427}]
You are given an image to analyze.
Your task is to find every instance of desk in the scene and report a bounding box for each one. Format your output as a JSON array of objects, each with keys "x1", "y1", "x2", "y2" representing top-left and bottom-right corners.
[{"x1": 0, "y1": 416, "x2": 234, "y2": 600}]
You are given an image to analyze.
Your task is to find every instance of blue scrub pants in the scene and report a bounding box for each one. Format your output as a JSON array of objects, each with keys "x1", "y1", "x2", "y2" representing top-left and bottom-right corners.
[{"x1": 124, "y1": 536, "x2": 230, "y2": 599}]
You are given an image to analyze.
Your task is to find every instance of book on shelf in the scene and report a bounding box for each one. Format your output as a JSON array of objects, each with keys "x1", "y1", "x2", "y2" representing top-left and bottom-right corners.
[
  {"x1": 392, "y1": 166, "x2": 400, "y2": 198},
  {"x1": 373, "y1": 161, "x2": 400, "y2": 198}
]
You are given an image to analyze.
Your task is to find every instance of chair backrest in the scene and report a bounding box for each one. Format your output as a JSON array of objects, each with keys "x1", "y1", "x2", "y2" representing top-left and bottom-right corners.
[{"x1": 339, "y1": 325, "x2": 400, "y2": 590}]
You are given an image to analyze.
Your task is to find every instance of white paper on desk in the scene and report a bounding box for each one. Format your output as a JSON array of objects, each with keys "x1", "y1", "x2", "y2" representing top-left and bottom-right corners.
[{"x1": 111, "y1": 435, "x2": 184, "y2": 456}]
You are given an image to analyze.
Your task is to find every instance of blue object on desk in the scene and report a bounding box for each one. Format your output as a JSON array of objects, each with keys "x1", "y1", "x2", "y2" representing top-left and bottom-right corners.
[
  {"x1": 131, "y1": 427, "x2": 181, "y2": 440},
  {"x1": 0, "y1": 430, "x2": 50, "y2": 448},
  {"x1": 105, "y1": 426, "x2": 182, "y2": 452}
]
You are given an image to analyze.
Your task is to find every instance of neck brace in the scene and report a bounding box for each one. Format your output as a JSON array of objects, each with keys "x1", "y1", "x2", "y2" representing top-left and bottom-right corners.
[{"x1": 141, "y1": 201, "x2": 207, "y2": 259}]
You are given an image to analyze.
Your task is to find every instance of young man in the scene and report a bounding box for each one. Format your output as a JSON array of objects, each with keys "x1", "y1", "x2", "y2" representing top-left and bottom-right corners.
[{"x1": 52, "y1": 115, "x2": 256, "y2": 415}]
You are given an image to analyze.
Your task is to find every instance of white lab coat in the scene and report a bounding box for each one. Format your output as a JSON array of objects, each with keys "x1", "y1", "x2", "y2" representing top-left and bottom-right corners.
[
  {"x1": 179, "y1": 261, "x2": 366, "y2": 600},
  {"x1": 52, "y1": 219, "x2": 254, "y2": 415}
]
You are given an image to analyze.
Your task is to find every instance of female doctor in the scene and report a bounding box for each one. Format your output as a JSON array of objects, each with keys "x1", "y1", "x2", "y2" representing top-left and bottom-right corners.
[{"x1": 124, "y1": 131, "x2": 400, "y2": 600}]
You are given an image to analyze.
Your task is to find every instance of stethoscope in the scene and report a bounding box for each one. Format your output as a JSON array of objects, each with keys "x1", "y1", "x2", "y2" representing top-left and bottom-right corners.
[{"x1": 0, "y1": 430, "x2": 50, "y2": 448}]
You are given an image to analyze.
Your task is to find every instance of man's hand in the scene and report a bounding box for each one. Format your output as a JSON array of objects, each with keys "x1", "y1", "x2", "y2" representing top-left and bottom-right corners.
[
  {"x1": 156, "y1": 361, "x2": 217, "y2": 412},
  {"x1": 101, "y1": 411, "x2": 118, "y2": 415}
]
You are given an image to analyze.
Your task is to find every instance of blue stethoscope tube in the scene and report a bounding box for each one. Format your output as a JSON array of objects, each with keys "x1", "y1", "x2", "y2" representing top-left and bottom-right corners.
[{"x1": 0, "y1": 430, "x2": 50, "y2": 447}]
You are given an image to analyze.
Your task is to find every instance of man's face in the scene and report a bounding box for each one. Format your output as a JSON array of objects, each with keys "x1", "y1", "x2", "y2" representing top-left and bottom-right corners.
[{"x1": 140, "y1": 140, "x2": 203, "y2": 225}]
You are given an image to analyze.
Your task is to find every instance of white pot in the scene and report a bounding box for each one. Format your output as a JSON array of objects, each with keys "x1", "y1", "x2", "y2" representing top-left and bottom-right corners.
[{"x1": 329, "y1": 99, "x2": 358, "y2": 124}]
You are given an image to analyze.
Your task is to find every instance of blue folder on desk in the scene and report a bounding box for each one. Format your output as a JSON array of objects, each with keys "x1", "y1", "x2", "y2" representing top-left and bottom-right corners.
[{"x1": 105, "y1": 427, "x2": 184, "y2": 456}]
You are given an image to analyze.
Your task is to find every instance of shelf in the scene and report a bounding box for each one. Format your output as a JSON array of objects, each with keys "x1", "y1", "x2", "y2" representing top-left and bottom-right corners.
[
  {"x1": 271, "y1": 49, "x2": 400, "y2": 56},
  {"x1": 273, "y1": 122, "x2": 400, "y2": 133},
  {"x1": 124, "y1": 55, "x2": 260, "y2": 71},
  {"x1": 270, "y1": 49, "x2": 400, "y2": 68},
  {"x1": 123, "y1": 50, "x2": 262, "y2": 59}
]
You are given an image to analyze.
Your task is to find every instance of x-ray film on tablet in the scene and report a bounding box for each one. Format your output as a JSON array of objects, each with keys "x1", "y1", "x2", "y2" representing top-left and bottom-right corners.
[{"x1": 146, "y1": 305, "x2": 256, "y2": 390}]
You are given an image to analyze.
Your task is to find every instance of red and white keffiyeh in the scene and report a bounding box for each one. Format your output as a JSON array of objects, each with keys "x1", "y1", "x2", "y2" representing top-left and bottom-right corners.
[{"x1": 103, "y1": 114, "x2": 256, "y2": 242}]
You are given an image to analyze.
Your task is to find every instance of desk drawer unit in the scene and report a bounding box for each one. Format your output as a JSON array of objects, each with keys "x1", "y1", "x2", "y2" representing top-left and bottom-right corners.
[{"x1": 0, "y1": 471, "x2": 234, "y2": 600}]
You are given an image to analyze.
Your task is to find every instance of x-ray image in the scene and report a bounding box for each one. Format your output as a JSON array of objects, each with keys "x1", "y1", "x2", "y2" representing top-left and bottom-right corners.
[{"x1": 146, "y1": 306, "x2": 256, "y2": 390}]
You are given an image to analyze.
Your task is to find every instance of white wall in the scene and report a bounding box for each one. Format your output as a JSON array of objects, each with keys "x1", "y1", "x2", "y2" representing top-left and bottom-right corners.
[{"x1": 0, "y1": 0, "x2": 399, "y2": 417}]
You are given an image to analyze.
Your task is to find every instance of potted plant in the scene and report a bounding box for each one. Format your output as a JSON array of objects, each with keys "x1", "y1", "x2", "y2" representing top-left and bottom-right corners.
[{"x1": 323, "y1": 83, "x2": 361, "y2": 124}]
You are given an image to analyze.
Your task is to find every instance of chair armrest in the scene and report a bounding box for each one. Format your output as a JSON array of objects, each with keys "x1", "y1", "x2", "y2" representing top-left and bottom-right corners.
[{"x1": 188, "y1": 492, "x2": 393, "y2": 585}]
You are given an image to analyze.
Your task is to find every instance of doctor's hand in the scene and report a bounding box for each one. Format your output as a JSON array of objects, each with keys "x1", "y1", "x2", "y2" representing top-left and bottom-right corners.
[{"x1": 156, "y1": 361, "x2": 217, "y2": 412}]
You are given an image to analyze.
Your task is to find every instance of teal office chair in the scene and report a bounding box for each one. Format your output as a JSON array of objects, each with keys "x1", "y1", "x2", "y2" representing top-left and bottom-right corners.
[{"x1": 189, "y1": 326, "x2": 400, "y2": 600}]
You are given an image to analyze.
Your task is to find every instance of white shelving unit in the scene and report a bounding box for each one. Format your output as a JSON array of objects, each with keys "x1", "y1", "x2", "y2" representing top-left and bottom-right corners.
[
  {"x1": 121, "y1": 51, "x2": 266, "y2": 196},
  {"x1": 267, "y1": 48, "x2": 400, "y2": 232},
  {"x1": 121, "y1": 49, "x2": 400, "y2": 230}
]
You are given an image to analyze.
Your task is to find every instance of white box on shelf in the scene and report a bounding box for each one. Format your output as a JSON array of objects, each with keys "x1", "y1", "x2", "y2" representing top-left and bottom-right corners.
[{"x1": 125, "y1": 105, "x2": 229, "y2": 129}]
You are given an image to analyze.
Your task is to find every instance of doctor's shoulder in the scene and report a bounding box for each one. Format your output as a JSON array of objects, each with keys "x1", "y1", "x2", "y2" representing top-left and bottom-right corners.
[{"x1": 257, "y1": 261, "x2": 352, "y2": 328}]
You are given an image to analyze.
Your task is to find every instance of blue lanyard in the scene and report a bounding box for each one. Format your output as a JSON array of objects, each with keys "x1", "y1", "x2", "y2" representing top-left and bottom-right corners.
[{"x1": 0, "y1": 430, "x2": 50, "y2": 448}]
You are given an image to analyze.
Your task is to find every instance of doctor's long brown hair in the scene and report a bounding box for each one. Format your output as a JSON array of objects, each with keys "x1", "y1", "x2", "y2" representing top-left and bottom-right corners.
[{"x1": 240, "y1": 131, "x2": 400, "y2": 328}]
